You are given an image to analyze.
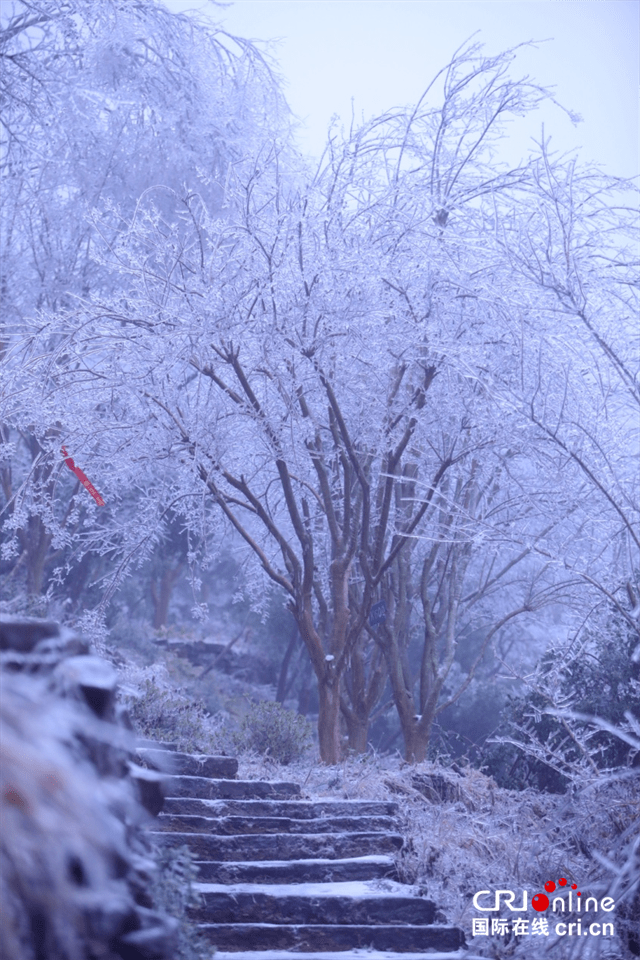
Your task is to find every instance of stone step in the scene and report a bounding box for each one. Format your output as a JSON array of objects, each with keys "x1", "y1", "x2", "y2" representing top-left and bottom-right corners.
[
  {"x1": 136, "y1": 747, "x2": 237, "y2": 779},
  {"x1": 194, "y1": 855, "x2": 399, "y2": 884},
  {"x1": 163, "y1": 796, "x2": 399, "y2": 819},
  {"x1": 197, "y1": 922, "x2": 465, "y2": 953},
  {"x1": 212, "y1": 953, "x2": 471, "y2": 960},
  {"x1": 190, "y1": 883, "x2": 436, "y2": 925},
  {"x1": 150, "y1": 830, "x2": 403, "y2": 862},
  {"x1": 156, "y1": 813, "x2": 399, "y2": 835},
  {"x1": 163, "y1": 776, "x2": 300, "y2": 800}
]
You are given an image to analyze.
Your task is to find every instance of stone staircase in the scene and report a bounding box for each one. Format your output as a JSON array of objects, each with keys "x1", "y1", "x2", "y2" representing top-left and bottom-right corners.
[{"x1": 139, "y1": 741, "x2": 466, "y2": 960}]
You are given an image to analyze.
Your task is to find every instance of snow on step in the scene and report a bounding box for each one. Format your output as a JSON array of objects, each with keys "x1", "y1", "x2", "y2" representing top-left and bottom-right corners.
[
  {"x1": 146, "y1": 748, "x2": 467, "y2": 953},
  {"x1": 163, "y1": 796, "x2": 399, "y2": 819},
  {"x1": 136, "y1": 747, "x2": 238, "y2": 779},
  {"x1": 194, "y1": 879, "x2": 418, "y2": 897},
  {"x1": 156, "y1": 812, "x2": 399, "y2": 834},
  {"x1": 212, "y1": 952, "x2": 474, "y2": 960},
  {"x1": 194, "y1": 897, "x2": 436, "y2": 927},
  {"x1": 190, "y1": 879, "x2": 437, "y2": 925},
  {"x1": 193, "y1": 854, "x2": 399, "y2": 884},
  {"x1": 161, "y1": 775, "x2": 301, "y2": 800},
  {"x1": 149, "y1": 829, "x2": 404, "y2": 861}
]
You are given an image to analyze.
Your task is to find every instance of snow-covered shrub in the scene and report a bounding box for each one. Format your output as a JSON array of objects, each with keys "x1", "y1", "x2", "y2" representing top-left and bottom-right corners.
[
  {"x1": 485, "y1": 612, "x2": 640, "y2": 792},
  {"x1": 120, "y1": 672, "x2": 229, "y2": 755},
  {"x1": 234, "y1": 700, "x2": 313, "y2": 764}
]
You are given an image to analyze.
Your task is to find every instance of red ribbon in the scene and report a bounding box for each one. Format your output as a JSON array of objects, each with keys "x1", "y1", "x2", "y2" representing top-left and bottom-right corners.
[{"x1": 61, "y1": 447, "x2": 105, "y2": 506}]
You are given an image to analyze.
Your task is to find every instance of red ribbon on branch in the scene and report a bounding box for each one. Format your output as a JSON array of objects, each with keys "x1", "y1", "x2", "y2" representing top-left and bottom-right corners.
[{"x1": 61, "y1": 447, "x2": 105, "y2": 506}]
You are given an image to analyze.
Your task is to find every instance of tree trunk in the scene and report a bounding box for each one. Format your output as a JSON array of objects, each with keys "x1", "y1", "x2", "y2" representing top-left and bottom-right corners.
[
  {"x1": 296, "y1": 613, "x2": 344, "y2": 763},
  {"x1": 339, "y1": 635, "x2": 386, "y2": 755},
  {"x1": 25, "y1": 514, "x2": 52, "y2": 596},
  {"x1": 297, "y1": 655, "x2": 313, "y2": 716},
  {"x1": 381, "y1": 611, "x2": 438, "y2": 763},
  {"x1": 151, "y1": 564, "x2": 184, "y2": 629},
  {"x1": 276, "y1": 621, "x2": 299, "y2": 703},
  {"x1": 385, "y1": 649, "x2": 435, "y2": 762},
  {"x1": 402, "y1": 715, "x2": 434, "y2": 763},
  {"x1": 342, "y1": 708, "x2": 369, "y2": 753},
  {"x1": 317, "y1": 677, "x2": 342, "y2": 764},
  {"x1": 385, "y1": 634, "x2": 441, "y2": 762},
  {"x1": 384, "y1": 636, "x2": 418, "y2": 760},
  {"x1": 340, "y1": 648, "x2": 386, "y2": 755}
]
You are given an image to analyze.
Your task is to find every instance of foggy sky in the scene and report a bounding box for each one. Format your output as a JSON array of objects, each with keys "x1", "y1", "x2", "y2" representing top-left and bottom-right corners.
[{"x1": 164, "y1": 0, "x2": 639, "y2": 179}]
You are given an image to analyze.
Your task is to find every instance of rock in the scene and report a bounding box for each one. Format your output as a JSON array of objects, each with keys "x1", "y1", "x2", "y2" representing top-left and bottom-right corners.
[
  {"x1": 0, "y1": 618, "x2": 176, "y2": 960},
  {"x1": 0, "y1": 615, "x2": 89, "y2": 671},
  {"x1": 0, "y1": 615, "x2": 62, "y2": 651},
  {"x1": 129, "y1": 762, "x2": 167, "y2": 817},
  {"x1": 52, "y1": 654, "x2": 118, "y2": 718}
]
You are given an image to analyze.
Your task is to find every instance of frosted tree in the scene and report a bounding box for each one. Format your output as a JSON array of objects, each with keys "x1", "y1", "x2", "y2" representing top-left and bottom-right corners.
[
  {"x1": 368, "y1": 66, "x2": 640, "y2": 761},
  {"x1": 6, "y1": 40, "x2": 600, "y2": 764},
  {"x1": 491, "y1": 139, "x2": 640, "y2": 631},
  {"x1": 0, "y1": 0, "x2": 288, "y2": 605},
  {"x1": 318, "y1": 43, "x2": 589, "y2": 761},
  {"x1": 483, "y1": 141, "x2": 640, "y2": 913}
]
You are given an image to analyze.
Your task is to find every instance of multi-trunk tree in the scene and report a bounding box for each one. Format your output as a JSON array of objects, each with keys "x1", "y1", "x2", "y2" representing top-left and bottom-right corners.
[{"x1": 3, "y1": 25, "x2": 635, "y2": 765}]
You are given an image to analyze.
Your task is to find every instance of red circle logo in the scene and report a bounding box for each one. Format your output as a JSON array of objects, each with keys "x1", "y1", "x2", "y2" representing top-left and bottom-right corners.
[{"x1": 532, "y1": 893, "x2": 550, "y2": 912}]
